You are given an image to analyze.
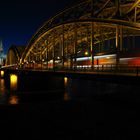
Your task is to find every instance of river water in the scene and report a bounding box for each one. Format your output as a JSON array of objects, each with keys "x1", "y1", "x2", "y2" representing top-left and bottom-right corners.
[{"x1": 0, "y1": 74, "x2": 140, "y2": 139}]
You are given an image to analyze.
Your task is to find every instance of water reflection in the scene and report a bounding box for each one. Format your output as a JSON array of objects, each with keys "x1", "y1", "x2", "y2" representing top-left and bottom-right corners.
[
  {"x1": 10, "y1": 74, "x2": 18, "y2": 90},
  {"x1": 64, "y1": 77, "x2": 71, "y2": 101},
  {"x1": 0, "y1": 79, "x2": 5, "y2": 94},
  {"x1": 0, "y1": 78, "x2": 7, "y2": 104},
  {"x1": 8, "y1": 95, "x2": 19, "y2": 105},
  {"x1": 64, "y1": 77, "x2": 68, "y2": 85}
]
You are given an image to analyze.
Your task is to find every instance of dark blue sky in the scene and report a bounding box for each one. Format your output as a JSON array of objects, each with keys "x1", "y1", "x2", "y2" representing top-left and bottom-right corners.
[{"x1": 0, "y1": 0, "x2": 79, "y2": 54}]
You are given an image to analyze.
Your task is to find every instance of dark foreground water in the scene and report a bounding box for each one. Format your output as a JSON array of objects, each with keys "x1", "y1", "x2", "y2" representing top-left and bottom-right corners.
[{"x1": 0, "y1": 74, "x2": 140, "y2": 139}]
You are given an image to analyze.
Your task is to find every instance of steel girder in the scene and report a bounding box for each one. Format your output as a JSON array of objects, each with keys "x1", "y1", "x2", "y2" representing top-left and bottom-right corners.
[{"x1": 21, "y1": 0, "x2": 140, "y2": 64}]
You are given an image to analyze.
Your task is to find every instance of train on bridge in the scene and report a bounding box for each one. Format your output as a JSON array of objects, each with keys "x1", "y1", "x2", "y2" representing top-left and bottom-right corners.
[{"x1": 23, "y1": 53, "x2": 140, "y2": 70}]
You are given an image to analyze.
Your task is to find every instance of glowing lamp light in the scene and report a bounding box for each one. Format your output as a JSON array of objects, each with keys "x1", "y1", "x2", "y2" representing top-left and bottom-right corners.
[
  {"x1": 10, "y1": 74, "x2": 18, "y2": 90},
  {"x1": 84, "y1": 51, "x2": 88, "y2": 56},
  {"x1": 64, "y1": 77, "x2": 68, "y2": 85},
  {"x1": 0, "y1": 71, "x2": 4, "y2": 77}
]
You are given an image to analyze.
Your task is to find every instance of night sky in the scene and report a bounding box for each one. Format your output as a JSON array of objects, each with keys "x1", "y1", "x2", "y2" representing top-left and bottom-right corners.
[{"x1": 0, "y1": 0, "x2": 80, "y2": 54}]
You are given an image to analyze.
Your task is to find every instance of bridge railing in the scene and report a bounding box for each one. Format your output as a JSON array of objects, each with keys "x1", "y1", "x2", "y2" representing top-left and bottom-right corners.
[
  {"x1": 8, "y1": 63, "x2": 140, "y2": 76},
  {"x1": 74, "y1": 65, "x2": 140, "y2": 76},
  {"x1": 1, "y1": 64, "x2": 18, "y2": 69}
]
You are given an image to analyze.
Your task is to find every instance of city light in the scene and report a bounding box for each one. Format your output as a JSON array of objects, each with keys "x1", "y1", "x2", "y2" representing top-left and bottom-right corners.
[
  {"x1": 84, "y1": 51, "x2": 88, "y2": 56},
  {"x1": 10, "y1": 74, "x2": 18, "y2": 90},
  {"x1": 0, "y1": 70, "x2": 4, "y2": 77},
  {"x1": 64, "y1": 77, "x2": 68, "y2": 85},
  {"x1": 76, "y1": 54, "x2": 116, "y2": 61}
]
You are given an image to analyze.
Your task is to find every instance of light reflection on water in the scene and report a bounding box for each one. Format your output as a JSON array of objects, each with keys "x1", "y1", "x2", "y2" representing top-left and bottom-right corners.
[
  {"x1": 10, "y1": 74, "x2": 18, "y2": 91},
  {"x1": 0, "y1": 76, "x2": 19, "y2": 105},
  {"x1": 0, "y1": 75, "x2": 72, "y2": 104},
  {"x1": 0, "y1": 74, "x2": 84, "y2": 105},
  {"x1": 1, "y1": 73, "x2": 140, "y2": 138},
  {"x1": 0, "y1": 73, "x2": 140, "y2": 106},
  {"x1": 8, "y1": 95, "x2": 19, "y2": 105},
  {"x1": 0, "y1": 79, "x2": 5, "y2": 94},
  {"x1": 64, "y1": 77, "x2": 71, "y2": 101},
  {"x1": 0, "y1": 78, "x2": 7, "y2": 104}
]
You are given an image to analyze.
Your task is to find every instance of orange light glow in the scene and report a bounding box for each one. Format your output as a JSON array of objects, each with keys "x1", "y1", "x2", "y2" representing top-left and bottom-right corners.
[
  {"x1": 0, "y1": 79, "x2": 5, "y2": 94},
  {"x1": 64, "y1": 92, "x2": 71, "y2": 101},
  {"x1": 9, "y1": 95, "x2": 19, "y2": 105},
  {"x1": 84, "y1": 51, "x2": 88, "y2": 56},
  {"x1": 129, "y1": 58, "x2": 140, "y2": 66},
  {"x1": 64, "y1": 77, "x2": 68, "y2": 85},
  {"x1": 0, "y1": 71, "x2": 4, "y2": 77},
  {"x1": 10, "y1": 74, "x2": 18, "y2": 90},
  {"x1": 64, "y1": 77, "x2": 71, "y2": 101}
]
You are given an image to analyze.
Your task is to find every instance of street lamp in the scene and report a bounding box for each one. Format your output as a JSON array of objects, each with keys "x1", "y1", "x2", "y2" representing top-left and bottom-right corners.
[{"x1": 84, "y1": 51, "x2": 89, "y2": 56}]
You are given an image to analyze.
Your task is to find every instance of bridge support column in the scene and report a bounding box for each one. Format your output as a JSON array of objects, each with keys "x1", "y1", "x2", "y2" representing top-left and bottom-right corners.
[
  {"x1": 120, "y1": 26, "x2": 123, "y2": 52},
  {"x1": 115, "y1": 0, "x2": 121, "y2": 17},
  {"x1": 91, "y1": 0, "x2": 94, "y2": 70},
  {"x1": 91, "y1": 22, "x2": 94, "y2": 70},
  {"x1": 74, "y1": 23, "x2": 77, "y2": 70},
  {"x1": 62, "y1": 25, "x2": 65, "y2": 69},
  {"x1": 134, "y1": 6, "x2": 137, "y2": 22},
  {"x1": 53, "y1": 37, "x2": 55, "y2": 71},
  {"x1": 46, "y1": 47, "x2": 48, "y2": 69},
  {"x1": 116, "y1": 25, "x2": 123, "y2": 69},
  {"x1": 40, "y1": 52, "x2": 43, "y2": 69},
  {"x1": 44, "y1": 40, "x2": 48, "y2": 70}
]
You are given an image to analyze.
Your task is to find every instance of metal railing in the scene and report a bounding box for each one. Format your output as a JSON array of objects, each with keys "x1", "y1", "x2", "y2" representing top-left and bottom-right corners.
[{"x1": 8, "y1": 63, "x2": 140, "y2": 77}]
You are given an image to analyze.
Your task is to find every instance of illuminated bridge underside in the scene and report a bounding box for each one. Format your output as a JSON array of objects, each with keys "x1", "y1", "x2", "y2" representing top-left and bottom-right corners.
[
  {"x1": 22, "y1": 0, "x2": 140, "y2": 69},
  {"x1": 6, "y1": 45, "x2": 25, "y2": 65}
]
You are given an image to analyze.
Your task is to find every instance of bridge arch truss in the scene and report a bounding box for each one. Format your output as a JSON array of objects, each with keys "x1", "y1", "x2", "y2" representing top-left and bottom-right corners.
[{"x1": 21, "y1": 0, "x2": 140, "y2": 69}]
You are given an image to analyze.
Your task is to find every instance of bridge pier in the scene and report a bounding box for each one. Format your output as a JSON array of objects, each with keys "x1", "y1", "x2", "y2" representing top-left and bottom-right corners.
[{"x1": 1, "y1": 69, "x2": 65, "y2": 94}]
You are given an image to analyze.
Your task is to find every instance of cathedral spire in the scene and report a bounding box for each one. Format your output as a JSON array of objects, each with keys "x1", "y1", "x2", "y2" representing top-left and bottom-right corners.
[
  {"x1": 0, "y1": 38, "x2": 4, "y2": 66},
  {"x1": 0, "y1": 38, "x2": 3, "y2": 53}
]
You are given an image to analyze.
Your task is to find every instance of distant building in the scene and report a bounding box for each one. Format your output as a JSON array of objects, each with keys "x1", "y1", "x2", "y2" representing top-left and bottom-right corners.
[
  {"x1": 0, "y1": 39, "x2": 5, "y2": 66},
  {"x1": 6, "y1": 45, "x2": 25, "y2": 65}
]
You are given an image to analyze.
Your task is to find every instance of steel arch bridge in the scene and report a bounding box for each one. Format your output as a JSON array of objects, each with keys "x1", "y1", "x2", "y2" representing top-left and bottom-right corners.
[{"x1": 21, "y1": 0, "x2": 140, "y2": 71}]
